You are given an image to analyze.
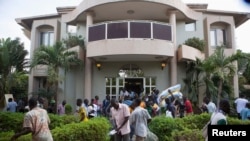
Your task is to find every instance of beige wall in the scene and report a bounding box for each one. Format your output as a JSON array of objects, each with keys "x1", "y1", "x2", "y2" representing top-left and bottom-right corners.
[{"x1": 28, "y1": 18, "x2": 61, "y2": 96}]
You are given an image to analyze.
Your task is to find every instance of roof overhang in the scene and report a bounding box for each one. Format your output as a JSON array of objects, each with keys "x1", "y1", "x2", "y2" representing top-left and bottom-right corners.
[
  {"x1": 15, "y1": 14, "x2": 60, "y2": 31},
  {"x1": 197, "y1": 9, "x2": 250, "y2": 27}
]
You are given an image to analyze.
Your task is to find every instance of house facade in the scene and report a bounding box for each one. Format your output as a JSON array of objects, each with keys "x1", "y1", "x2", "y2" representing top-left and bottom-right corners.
[{"x1": 16, "y1": 0, "x2": 250, "y2": 109}]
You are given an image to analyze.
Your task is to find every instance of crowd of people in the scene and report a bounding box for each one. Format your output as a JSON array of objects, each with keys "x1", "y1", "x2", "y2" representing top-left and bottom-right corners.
[{"x1": 6, "y1": 87, "x2": 250, "y2": 141}]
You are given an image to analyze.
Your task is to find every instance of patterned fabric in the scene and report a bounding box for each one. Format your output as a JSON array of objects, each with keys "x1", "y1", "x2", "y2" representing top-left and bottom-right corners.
[{"x1": 23, "y1": 107, "x2": 53, "y2": 141}]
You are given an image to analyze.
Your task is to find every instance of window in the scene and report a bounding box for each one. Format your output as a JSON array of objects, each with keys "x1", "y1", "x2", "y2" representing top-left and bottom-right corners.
[
  {"x1": 40, "y1": 31, "x2": 54, "y2": 46},
  {"x1": 153, "y1": 23, "x2": 172, "y2": 40},
  {"x1": 105, "y1": 77, "x2": 117, "y2": 99},
  {"x1": 67, "y1": 25, "x2": 77, "y2": 33},
  {"x1": 185, "y1": 22, "x2": 196, "y2": 31},
  {"x1": 145, "y1": 77, "x2": 156, "y2": 95},
  {"x1": 210, "y1": 29, "x2": 226, "y2": 47},
  {"x1": 37, "y1": 77, "x2": 47, "y2": 89}
]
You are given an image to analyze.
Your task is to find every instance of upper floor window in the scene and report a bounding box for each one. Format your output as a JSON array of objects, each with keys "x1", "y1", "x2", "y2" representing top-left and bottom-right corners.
[
  {"x1": 210, "y1": 29, "x2": 226, "y2": 47},
  {"x1": 40, "y1": 31, "x2": 54, "y2": 46},
  {"x1": 67, "y1": 25, "x2": 77, "y2": 34},
  {"x1": 185, "y1": 22, "x2": 196, "y2": 31}
]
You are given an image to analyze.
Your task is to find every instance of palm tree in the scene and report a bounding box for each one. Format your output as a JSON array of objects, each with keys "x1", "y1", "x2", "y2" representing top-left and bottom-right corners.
[
  {"x1": 0, "y1": 37, "x2": 28, "y2": 97},
  {"x1": 183, "y1": 58, "x2": 204, "y2": 105},
  {"x1": 30, "y1": 41, "x2": 83, "y2": 108},
  {"x1": 202, "y1": 46, "x2": 239, "y2": 106}
]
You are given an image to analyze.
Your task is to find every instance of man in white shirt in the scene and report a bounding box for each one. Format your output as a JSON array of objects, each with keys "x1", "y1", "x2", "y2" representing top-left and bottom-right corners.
[
  {"x1": 130, "y1": 98, "x2": 151, "y2": 141},
  {"x1": 202, "y1": 97, "x2": 216, "y2": 113},
  {"x1": 234, "y1": 94, "x2": 249, "y2": 119}
]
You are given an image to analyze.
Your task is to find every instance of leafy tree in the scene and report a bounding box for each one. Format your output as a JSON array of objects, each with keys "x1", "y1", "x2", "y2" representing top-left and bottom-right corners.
[
  {"x1": 201, "y1": 46, "x2": 240, "y2": 106},
  {"x1": 30, "y1": 41, "x2": 83, "y2": 109},
  {"x1": 62, "y1": 34, "x2": 85, "y2": 49},
  {"x1": 183, "y1": 58, "x2": 204, "y2": 105},
  {"x1": 0, "y1": 37, "x2": 28, "y2": 97},
  {"x1": 183, "y1": 46, "x2": 246, "y2": 106}
]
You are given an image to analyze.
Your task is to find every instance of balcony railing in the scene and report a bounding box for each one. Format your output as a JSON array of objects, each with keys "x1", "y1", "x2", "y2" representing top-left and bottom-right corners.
[{"x1": 88, "y1": 20, "x2": 172, "y2": 42}]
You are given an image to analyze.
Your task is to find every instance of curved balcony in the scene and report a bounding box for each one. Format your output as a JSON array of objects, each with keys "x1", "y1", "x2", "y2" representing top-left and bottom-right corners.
[
  {"x1": 87, "y1": 20, "x2": 174, "y2": 62},
  {"x1": 177, "y1": 45, "x2": 205, "y2": 62}
]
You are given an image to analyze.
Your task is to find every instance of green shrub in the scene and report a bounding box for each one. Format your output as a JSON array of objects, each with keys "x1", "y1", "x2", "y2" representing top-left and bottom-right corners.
[
  {"x1": 170, "y1": 129, "x2": 203, "y2": 141},
  {"x1": 0, "y1": 112, "x2": 24, "y2": 132},
  {"x1": 176, "y1": 113, "x2": 211, "y2": 129},
  {"x1": 184, "y1": 37, "x2": 205, "y2": 52},
  {"x1": 227, "y1": 116, "x2": 250, "y2": 125},
  {"x1": 0, "y1": 131, "x2": 31, "y2": 141},
  {"x1": 0, "y1": 112, "x2": 79, "y2": 133},
  {"x1": 63, "y1": 34, "x2": 85, "y2": 48},
  {"x1": 148, "y1": 116, "x2": 184, "y2": 141},
  {"x1": 65, "y1": 104, "x2": 73, "y2": 115},
  {"x1": 52, "y1": 117, "x2": 111, "y2": 141},
  {"x1": 60, "y1": 114, "x2": 79, "y2": 124},
  {"x1": 48, "y1": 114, "x2": 80, "y2": 129},
  {"x1": 48, "y1": 113, "x2": 64, "y2": 129}
]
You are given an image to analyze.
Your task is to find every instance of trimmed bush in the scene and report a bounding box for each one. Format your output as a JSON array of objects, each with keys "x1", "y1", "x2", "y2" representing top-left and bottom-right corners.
[
  {"x1": 0, "y1": 131, "x2": 31, "y2": 141},
  {"x1": 0, "y1": 112, "x2": 24, "y2": 132},
  {"x1": 170, "y1": 129, "x2": 203, "y2": 141},
  {"x1": 52, "y1": 117, "x2": 111, "y2": 141},
  {"x1": 0, "y1": 112, "x2": 79, "y2": 133},
  {"x1": 65, "y1": 104, "x2": 73, "y2": 115},
  {"x1": 148, "y1": 116, "x2": 184, "y2": 141},
  {"x1": 1, "y1": 116, "x2": 110, "y2": 141},
  {"x1": 2, "y1": 112, "x2": 250, "y2": 141}
]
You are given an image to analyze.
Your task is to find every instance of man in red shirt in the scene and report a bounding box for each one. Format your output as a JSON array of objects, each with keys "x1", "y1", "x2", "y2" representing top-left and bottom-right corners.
[{"x1": 183, "y1": 96, "x2": 193, "y2": 116}]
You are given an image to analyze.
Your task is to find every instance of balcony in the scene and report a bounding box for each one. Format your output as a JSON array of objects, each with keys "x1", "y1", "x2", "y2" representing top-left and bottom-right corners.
[
  {"x1": 177, "y1": 44, "x2": 205, "y2": 62},
  {"x1": 33, "y1": 65, "x2": 48, "y2": 76},
  {"x1": 66, "y1": 45, "x2": 85, "y2": 61},
  {"x1": 87, "y1": 20, "x2": 174, "y2": 62}
]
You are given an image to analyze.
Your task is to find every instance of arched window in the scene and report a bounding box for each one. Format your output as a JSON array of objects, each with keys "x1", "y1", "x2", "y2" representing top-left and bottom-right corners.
[
  {"x1": 210, "y1": 22, "x2": 231, "y2": 48},
  {"x1": 38, "y1": 25, "x2": 54, "y2": 47},
  {"x1": 118, "y1": 64, "x2": 144, "y2": 77}
]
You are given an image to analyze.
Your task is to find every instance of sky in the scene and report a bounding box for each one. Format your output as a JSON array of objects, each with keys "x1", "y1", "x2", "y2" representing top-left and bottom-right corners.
[{"x1": 0, "y1": 0, "x2": 250, "y2": 58}]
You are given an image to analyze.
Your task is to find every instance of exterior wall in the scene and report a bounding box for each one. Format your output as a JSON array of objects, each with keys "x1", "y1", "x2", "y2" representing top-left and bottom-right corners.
[
  {"x1": 28, "y1": 18, "x2": 61, "y2": 97},
  {"x1": 87, "y1": 40, "x2": 174, "y2": 58},
  {"x1": 63, "y1": 67, "x2": 84, "y2": 111},
  {"x1": 176, "y1": 19, "x2": 204, "y2": 46},
  {"x1": 177, "y1": 62, "x2": 187, "y2": 92}
]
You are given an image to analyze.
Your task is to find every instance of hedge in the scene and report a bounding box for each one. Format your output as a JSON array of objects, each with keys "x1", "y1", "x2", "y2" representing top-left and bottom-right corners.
[
  {"x1": 0, "y1": 117, "x2": 111, "y2": 141},
  {"x1": 1, "y1": 112, "x2": 250, "y2": 141}
]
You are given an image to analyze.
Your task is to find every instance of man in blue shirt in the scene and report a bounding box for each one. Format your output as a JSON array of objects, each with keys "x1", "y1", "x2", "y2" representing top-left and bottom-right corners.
[
  {"x1": 240, "y1": 102, "x2": 250, "y2": 120},
  {"x1": 7, "y1": 98, "x2": 17, "y2": 112}
]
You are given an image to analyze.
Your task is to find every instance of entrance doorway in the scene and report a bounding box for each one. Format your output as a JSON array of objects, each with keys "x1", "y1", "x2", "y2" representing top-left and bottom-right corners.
[{"x1": 125, "y1": 78, "x2": 143, "y2": 96}]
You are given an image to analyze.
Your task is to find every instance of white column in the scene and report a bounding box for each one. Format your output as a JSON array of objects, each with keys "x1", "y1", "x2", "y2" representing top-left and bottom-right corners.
[
  {"x1": 169, "y1": 11, "x2": 177, "y2": 86},
  {"x1": 84, "y1": 11, "x2": 94, "y2": 100}
]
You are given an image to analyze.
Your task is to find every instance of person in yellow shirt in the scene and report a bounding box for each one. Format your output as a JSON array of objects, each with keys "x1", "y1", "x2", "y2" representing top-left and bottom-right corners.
[{"x1": 76, "y1": 99, "x2": 88, "y2": 122}]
